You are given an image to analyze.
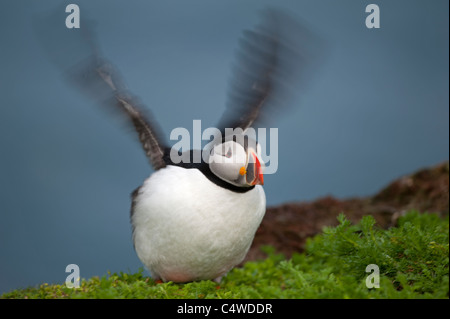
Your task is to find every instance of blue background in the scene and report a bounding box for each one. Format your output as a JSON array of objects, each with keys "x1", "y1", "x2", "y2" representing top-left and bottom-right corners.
[{"x1": 0, "y1": 0, "x2": 448, "y2": 294}]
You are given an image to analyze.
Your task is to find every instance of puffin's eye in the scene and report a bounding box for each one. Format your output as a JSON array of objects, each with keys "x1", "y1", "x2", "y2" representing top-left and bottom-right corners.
[{"x1": 225, "y1": 147, "x2": 232, "y2": 158}]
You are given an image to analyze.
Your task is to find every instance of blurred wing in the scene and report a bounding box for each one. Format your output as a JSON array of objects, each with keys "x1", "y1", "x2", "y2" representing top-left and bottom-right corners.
[
  {"x1": 34, "y1": 6, "x2": 167, "y2": 170},
  {"x1": 68, "y1": 56, "x2": 167, "y2": 170},
  {"x1": 221, "y1": 28, "x2": 278, "y2": 133},
  {"x1": 218, "y1": 9, "x2": 323, "y2": 137}
]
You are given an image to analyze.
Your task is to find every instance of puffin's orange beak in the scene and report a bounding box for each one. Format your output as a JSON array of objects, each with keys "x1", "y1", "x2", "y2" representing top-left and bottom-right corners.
[{"x1": 251, "y1": 152, "x2": 264, "y2": 186}]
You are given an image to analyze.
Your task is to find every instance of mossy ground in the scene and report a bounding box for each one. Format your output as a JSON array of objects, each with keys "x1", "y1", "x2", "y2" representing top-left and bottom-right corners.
[{"x1": 2, "y1": 211, "x2": 448, "y2": 299}]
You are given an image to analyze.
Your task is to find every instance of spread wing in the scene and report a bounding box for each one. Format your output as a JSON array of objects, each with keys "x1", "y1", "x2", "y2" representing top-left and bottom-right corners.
[
  {"x1": 68, "y1": 56, "x2": 167, "y2": 170},
  {"x1": 34, "y1": 7, "x2": 167, "y2": 170},
  {"x1": 220, "y1": 28, "x2": 278, "y2": 133},
  {"x1": 217, "y1": 9, "x2": 321, "y2": 137}
]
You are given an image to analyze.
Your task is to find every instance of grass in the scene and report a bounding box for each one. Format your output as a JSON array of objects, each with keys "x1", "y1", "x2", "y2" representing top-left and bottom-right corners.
[{"x1": 2, "y1": 211, "x2": 448, "y2": 299}]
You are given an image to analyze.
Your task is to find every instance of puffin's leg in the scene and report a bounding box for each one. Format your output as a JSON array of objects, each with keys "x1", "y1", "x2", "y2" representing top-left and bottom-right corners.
[{"x1": 151, "y1": 274, "x2": 163, "y2": 284}]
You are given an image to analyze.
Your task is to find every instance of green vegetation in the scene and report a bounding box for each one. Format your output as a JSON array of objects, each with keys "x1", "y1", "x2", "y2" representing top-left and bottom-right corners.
[{"x1": 2, "y1": 211, "x2": 448, "y2": 299}]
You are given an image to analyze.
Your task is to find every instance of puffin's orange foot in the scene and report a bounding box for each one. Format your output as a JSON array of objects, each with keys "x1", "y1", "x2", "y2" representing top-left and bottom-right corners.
[{"x1": 154, "y1": 279, "x2": 164, "y2": 284}]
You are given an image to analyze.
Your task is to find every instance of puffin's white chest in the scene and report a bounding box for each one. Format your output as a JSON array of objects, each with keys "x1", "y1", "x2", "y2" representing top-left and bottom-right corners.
[{"x1": 131, "y1": 165, "x2": 266, "y2": 282}]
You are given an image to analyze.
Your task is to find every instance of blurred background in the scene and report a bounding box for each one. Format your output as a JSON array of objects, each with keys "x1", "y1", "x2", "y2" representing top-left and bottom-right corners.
[{"x1": 0, "y1": 0, "x2": 448, "y2": 294}]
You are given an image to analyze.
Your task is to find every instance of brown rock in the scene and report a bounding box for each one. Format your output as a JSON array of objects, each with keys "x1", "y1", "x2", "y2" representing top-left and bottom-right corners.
[{"x1": 245, "y1": 161, "x2": 449, "y2": 262}]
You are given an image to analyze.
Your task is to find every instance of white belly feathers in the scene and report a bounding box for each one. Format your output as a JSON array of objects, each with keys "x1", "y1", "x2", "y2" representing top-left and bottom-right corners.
[{"x1": 131, "y1": 165, "x2": 266, "y2": 282}]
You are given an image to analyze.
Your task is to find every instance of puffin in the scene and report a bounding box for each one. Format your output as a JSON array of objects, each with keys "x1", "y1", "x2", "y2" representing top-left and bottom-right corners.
[{"x1": 41, "y1": 8, "x2": 312, "y2": 283}]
